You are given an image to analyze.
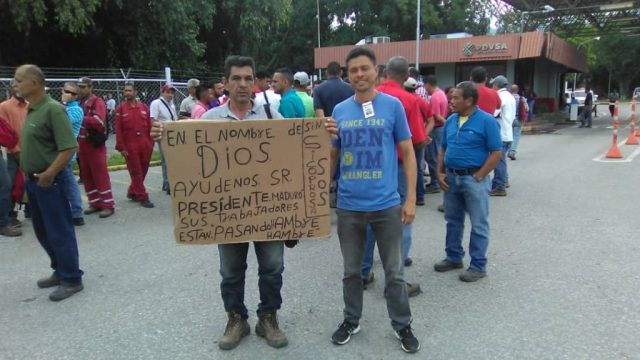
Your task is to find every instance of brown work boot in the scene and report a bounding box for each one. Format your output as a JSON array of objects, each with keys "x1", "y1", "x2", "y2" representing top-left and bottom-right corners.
[
  {"x1": 98, "y1": 209, "x2": 115, "y2": 218},
  {"x1": 218, "y1": 312, "x2": 250, "y2": 350},
  {"x1": 255, "y1": 311, "x2": 288, "y2": 348},
  {"x1": 84, "y1": 207, "x2": 101, "y2": 215}
]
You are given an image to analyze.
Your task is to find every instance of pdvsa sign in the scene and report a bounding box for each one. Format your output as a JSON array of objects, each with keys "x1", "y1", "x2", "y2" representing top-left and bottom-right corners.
[{"x1": 463, "y1": 42, "x2": 508, "y2": 57}]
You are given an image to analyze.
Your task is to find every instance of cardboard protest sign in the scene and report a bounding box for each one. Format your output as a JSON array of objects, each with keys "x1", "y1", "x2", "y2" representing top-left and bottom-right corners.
[{"x1": 161, "y1": 118, "x2": 332, "y2": 245}]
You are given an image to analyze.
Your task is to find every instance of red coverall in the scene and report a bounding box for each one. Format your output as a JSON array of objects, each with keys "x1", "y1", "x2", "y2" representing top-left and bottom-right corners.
[
  {"x1": 115, "y1": 101, "x2": 154, "y2": 201},
  {"x1": 79, "y1": 95, "x2": 115, "y2": 210}
]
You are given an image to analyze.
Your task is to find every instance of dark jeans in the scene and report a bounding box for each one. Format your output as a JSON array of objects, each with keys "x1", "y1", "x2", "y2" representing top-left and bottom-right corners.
[
  {"x1": 0, "y1": 152, "x2": 11, "y2": 227},
  {"x1": 425, "y1": 127, "x2": 444, "y2": 188},
  {"x1": 6, "y1": 153, "x2": 20, "y2": 219},
  {"x1": 338, "y1": 205, "x2": 412, "y2": 331},
  {"x1": 415, "y1": 147, "x2": 425, "y2": 201},
  {"x1": 492, "y1": 142, "x2": 511, "y2": 190},
  {"x1": 25, "y1": 176, "x2": 83, "y2": 284},
  {"x1": 218, "y1": 241, "x2": 284, "y2": 319}
]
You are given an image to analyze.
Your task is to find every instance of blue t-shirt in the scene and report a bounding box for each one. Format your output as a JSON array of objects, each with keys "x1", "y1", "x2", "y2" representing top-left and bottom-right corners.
[
  {"x1": 441, "y1": 107, "x2": 502, "y2": 169},
  {"x1": 332, "y1": 93, "x2": 411, "y2": 212},
  {"x1": 313, "y1": 77, "x2": 354, "y2": 116},
  {"x1": 278, "y1": 89, "x2": 306, "y2": 118},
  {"x1": 65, "y1": 101, "x2": 84, "y2": 162}
]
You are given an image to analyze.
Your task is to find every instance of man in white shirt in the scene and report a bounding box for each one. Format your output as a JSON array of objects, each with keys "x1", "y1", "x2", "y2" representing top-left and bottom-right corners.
[
  {"x1": 253, "y1": 71, "x2": 280, "y2": 109},
  {"x1": 490, "y1": 75, "x2": 515, "y2": 196},
  {"x1": 149, "y1": 83, "x2": 177, "y2": 194},
  {"x1": 179, "y1": 78, "x2": 200, "y2": 119}
]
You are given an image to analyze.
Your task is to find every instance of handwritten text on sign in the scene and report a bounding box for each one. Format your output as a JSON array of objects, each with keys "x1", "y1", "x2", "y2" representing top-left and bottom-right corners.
[{"x1": 161, "y1": 118, "x2": 331, "y2": 244}]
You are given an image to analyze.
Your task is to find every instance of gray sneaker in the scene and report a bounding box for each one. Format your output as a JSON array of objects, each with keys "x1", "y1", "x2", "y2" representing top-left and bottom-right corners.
[{"x1": 459, "y1": 268, "x2": 487, "y2": 282}]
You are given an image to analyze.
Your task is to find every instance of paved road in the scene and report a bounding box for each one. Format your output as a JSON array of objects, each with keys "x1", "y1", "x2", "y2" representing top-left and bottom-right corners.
[{"x1": 1, "y1": 109, "x2": 639, "y2": 360}]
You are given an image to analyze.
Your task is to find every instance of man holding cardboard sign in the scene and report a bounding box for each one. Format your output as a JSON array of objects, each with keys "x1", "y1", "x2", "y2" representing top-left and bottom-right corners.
[
  {"x1": 152, "y1": 56, "x2": 293, "y2": 350},
  {"x1": 325, "y1": 47, "x2": 421, "y2": 353}
]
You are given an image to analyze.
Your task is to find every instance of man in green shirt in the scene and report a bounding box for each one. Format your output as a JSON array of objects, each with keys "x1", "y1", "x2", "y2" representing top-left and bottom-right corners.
[
  {"x1": 293, "y1": 72, "x2": 315, "y2": 118},
  {"x1": 14, "y1": 64, "x2": 84, "y2": 302}
]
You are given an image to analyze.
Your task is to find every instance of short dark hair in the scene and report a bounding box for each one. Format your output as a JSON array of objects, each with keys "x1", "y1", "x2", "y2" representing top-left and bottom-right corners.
[
  {"x1": 124, "y1": 81, "x2": 136, "y2": 90},
  {"x1": 408, "y1": 67, "x2": 420, "y2": 79},
  {"x1": 456, "y1": 81, "x2": 478, "y2": 105},
  {"x1": 256, "y1": 71, "x2": 271, "y2": 80},
  {"x1": 470, "y1": 66, "x2": 488, "y2": 83},
  {"x1": 444, "y1": 85, "x2": 454, "y2": 95},
  {"x1": 224, "y1": 55, "x2": 256, "y2": 79},
  {"x1": 195, "y1": 85, "x2": 210, "y2": 101},
  {"x1": 425, "y1": 75, "x2": 438, "y2": 87},
  {"x1": 274, "y1": 67, "x2": 294, "y2": 84},
  {"x1": 345, "y1": 47, "x2": 376, "y2": 67},
  {"x1": 327, "y1": 61, "x2": 342, "y2": 76}
]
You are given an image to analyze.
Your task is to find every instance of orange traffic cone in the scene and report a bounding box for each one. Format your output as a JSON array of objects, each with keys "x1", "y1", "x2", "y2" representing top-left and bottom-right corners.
[
  {"x1": 607, "y1": 102, "x2": 623, "y2": 158},
  {"x1": 627, "y1": 100, "x2": 638, "y2": 144}
]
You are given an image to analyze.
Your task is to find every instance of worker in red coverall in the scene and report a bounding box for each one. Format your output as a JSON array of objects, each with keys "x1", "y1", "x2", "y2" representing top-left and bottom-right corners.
[
  {"x1": 77, "y1": 77, "x2": 115, "y2": 218},
  {"x1": 115, "y1": 83, "x2": 154, "y2": 208}
]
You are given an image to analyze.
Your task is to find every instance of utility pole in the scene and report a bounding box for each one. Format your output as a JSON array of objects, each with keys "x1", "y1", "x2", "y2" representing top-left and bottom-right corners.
[{"x1": 415, "y1": 0, "x2": 421, "y2": 75}]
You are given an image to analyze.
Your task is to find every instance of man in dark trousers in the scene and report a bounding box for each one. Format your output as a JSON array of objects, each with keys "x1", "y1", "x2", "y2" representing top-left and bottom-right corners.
[
  {"x1": 14, "y1": 64, "x2": 84, "y2": 301},
  {"x1": 115, "y1": 82, "x2": 155, "y2": 208}
]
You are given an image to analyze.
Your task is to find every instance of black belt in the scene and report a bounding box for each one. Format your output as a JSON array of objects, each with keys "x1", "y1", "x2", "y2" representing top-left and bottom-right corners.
[{"x1": 447, "y1": 168, "x2": 480, "y2": 176}]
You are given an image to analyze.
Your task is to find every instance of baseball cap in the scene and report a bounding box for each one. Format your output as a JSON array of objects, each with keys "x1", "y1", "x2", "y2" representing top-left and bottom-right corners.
[
  {"x1": 294, "y1": 72, "x2": 310, "y2": 86},
  {"x1": 490, "y1": 75, "x2": 509, "y2": 88},
  {"x1": 403, "y1": 77, "x2": 418, "y2": 90},
  {"x1": 161, "y1": 83, "x2": 176, "y2": 93},
  {"x1": 78, "y1": 77, "x2": 92, "y2": 86},
  {"x1": 187, "y1": 78, "x2": 200, "y2": 87}
]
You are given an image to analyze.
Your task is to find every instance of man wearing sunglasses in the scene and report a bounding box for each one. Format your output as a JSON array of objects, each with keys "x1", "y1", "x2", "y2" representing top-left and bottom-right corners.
[{"x1": 59, "y1": 83, "x2": 85, "y2": 226}]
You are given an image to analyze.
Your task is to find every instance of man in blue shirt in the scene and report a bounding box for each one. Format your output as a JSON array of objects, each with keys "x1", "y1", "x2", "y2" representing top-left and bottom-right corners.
[
  {"x1": 434, "y1": 81, "x2": 502, "y2": 282},
  {"x1": 60, "y1": 82, "x2": 85, "y2": 225},
  {"x1": 325, "y1": 47, "x2": 420, "y2": 354},
  {"x1": 313, "y1": 61, "x2": 354, "y2": 117},
  {"x1": 271, "y1": 68, "x2": 305, "y2": 118}
]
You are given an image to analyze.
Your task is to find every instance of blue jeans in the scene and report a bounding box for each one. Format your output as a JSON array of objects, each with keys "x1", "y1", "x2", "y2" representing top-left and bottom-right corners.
[
  {"x1": 443, "y1": 171, "x2": 491, "y2": 272},
  {"x1": 361, "y1": 164, "x2": 411, "y2": 277},
  {"x1": 580, "y1": 107, "x2": 593, "y2": 127},
  {"x1": 59, "y1": 164, "x2": 84, "y2": 219},
  {"x1": 0, "y1": 153, "x2": 11, "y2": 227},
  {"x1": 527, "y1": 99, "x2": 535, "y2": 121},
  {"x1": 509, "y1": 120, "x2": 522, "y2": 156},
  {"x1": 425, "y1": 127, "x2": 444, "y2": 188},
  {"x1": 415, "y1": 147, "x2": 425, "y2": 201},
  {"x1": 218, "y1": 241, "x2": 284, "y2": 318},
  {"x1": 6, "y1": 154, "x2": 20, "y2": 219},
  {"x1": 492, "y1": 142, "x2": 511, "y2": 190},
  {"x1": 338, "y1": 206, "x2": 411, "y2": 330},
  {"x1": 25, "y1": 175, "x2": 83, "y2": 284}
]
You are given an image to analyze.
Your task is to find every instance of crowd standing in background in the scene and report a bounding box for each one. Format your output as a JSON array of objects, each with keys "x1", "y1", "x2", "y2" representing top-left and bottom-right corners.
[{"x1": 2, "y1": 53, "x2": 539, "y2": 356}]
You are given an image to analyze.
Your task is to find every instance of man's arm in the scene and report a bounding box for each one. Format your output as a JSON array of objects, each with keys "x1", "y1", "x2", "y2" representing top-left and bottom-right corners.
[
  {"x1": 473, "y1": 150, "x2": 501, "y2": 181},
  {"x1": 436, "y1": 147, "x2": 449, "y2": 192},
  {"x1": 315, "y1": 109, "x2": 326, "y2": 118},
  {"x1": 398, "y1": 139, "x2": 417, "y2": 225},
  {"x1": 34, "y1": 148, "x2": 76, "y2": 187}
]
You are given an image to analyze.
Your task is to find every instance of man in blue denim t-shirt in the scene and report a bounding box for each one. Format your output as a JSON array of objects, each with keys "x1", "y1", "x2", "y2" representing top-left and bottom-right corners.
[
  {"x1": 434, "y1": 81, "x2": 502, "y2": 282},
  {"x1": 325, "y1": 47, "x2": 421, "y2": 354}
]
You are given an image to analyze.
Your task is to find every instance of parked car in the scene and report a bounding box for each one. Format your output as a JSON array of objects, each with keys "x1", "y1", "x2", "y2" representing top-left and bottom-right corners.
[
  {"x1": 572, "y1": 89, "x2": 598, "y2": 106},
  {"x1": 633, "y1": 87, "x2": 640, "y2": 100}
]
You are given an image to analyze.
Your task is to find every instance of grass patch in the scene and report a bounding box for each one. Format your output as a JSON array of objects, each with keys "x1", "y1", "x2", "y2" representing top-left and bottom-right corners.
[{"x1": 73, "y1": 150, "x2": 161, "y2": 171}]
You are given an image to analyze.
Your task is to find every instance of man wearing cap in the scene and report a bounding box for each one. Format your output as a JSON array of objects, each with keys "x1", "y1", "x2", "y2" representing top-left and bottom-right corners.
[
  {"x1": 14, "y1": 64, "x2": 84, "y2": 300},
  {"x1": 115, "y1": 83, "x2": 155, "y2": 208},
  {"x1": 271, "y1": 68, "x2": 305, "y2": 118},
  {"x1": 77, "y1": 76, "x2": 115, "y2": 218},
  {"x1": 150, "y1": 83, "x2": 177, "y2": 194},
  {"x1": 179, "y1": 78, "x2": 200, "y2": 119},
  {"x1": 490, "y1": 75, "x2": 515, "y2": 197},
  {"x1": 293, "y1": 72, "x2": 314, "y2": 118},
  {"x1": 0, "y1": 78, "x2": 28, "y2": 229}
]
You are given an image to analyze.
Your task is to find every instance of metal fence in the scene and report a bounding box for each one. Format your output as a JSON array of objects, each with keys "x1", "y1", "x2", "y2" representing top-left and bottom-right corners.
[{"x1": 0, "y1": 77, "x2": 190, "y2": 109}]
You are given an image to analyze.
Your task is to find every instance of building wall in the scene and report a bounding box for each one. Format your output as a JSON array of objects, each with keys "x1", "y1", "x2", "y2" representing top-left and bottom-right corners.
[
  {"x1": 534, "y1": 58, "x2": 563, "y2": 112},
  {"x1": 434, "y1": 64, "x2": 456, "y2": 87},
  {"x1": 506, "y1": 60, "x2": 515, "y2": 83}
]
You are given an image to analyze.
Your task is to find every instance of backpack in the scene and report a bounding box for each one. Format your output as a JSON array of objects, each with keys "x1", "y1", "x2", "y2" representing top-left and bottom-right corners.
[{"x1": 0, "y1": 116, "x2": 19, "y2": 149}]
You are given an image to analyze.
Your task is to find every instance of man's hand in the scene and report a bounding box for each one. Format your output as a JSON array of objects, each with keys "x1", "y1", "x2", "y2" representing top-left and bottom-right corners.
[
  {"x1": 34, "y1": 170, "x2": 55, "y2": 188},
  {"x1": 324, "y1": 118, "x2": 339, "y2": 139},
  {"x1": 151, "y1": 121, "x2": 163, "y2": 141},
  {"x1": 436, "y1": 171, "x2": 449, "y2": 192},
  {"x1": 401, "y1": 201, "x2": 416, "y2": 225}
]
